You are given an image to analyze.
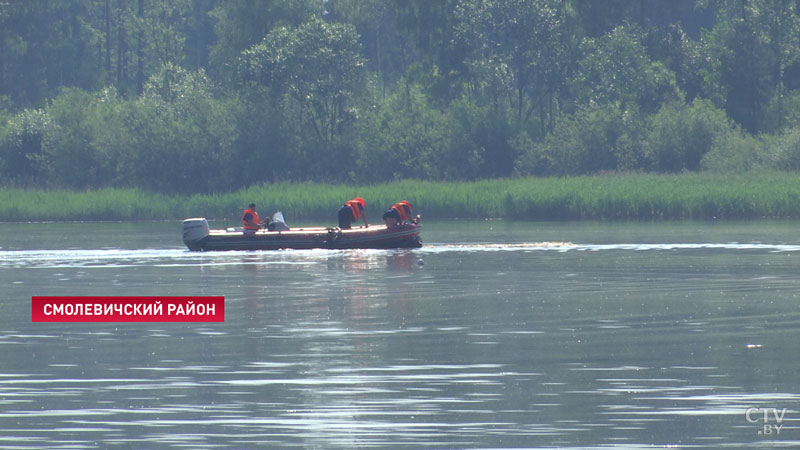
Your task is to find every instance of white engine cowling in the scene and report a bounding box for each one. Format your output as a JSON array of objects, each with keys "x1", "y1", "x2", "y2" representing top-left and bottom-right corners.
[{"x1": 182, "y1": 218, "x2": 210, "y2": 248}]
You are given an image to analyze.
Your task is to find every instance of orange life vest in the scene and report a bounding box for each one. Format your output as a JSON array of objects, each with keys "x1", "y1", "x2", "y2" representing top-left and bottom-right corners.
[
  {"x1": 346, "y1": 199, "x2": 364, "y2": 220},
  {"x1": 391, "y1": 201, "x2": 412, "y2": 222},
  {"x1": 242, "y1": 208, "x2": 260, "y2": 230}
]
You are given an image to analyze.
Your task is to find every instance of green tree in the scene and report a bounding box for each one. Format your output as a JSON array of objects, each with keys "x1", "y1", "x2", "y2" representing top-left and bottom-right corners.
[
  {"x1": 698, "y1": 0, "x2": 800, "y2": 133},
  {"x1": 719, "y1": 19, "x2": 775, "y2": 132},
  {"x1": 240, "y1": 18, "x2": 367, "y2": 178},
  {"x1": 751, "y1": 0, "x2": 800, "y2": 131},
  {"x1": 141, "y1": 1, "x2": 189, "y2": 65},
  {"x1": 646, "y1": 24, "x2": 705, "y2": 102},
  {"x1": 0, "y1": 0, "x2": 106, "y2": 106},
  {"x1": 209, "y1": 0, "x2": 320, "y2": 82},
  {"x1": 571, "y1": 24, "x2": 681, "y2": 113},
  {"x1": 455, "y1": 0, "x2": 575, "y2": 128},
  {"x1": 326, "y1": 0, "x2": 408, "y2": 94},
  {"x1": 392, "y1": 0, "x2": 469, "y2": 103},
  {"x1": 573, "y1": 0, "x2": 702, "y2": 37}
]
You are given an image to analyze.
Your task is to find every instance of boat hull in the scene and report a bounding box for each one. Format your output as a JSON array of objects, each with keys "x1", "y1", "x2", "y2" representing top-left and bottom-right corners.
[{"x1": 183, "y1": 218, "x2": 422, "y2": 251}]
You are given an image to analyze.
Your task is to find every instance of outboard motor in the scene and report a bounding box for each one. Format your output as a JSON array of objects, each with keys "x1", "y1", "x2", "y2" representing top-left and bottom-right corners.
[
  {"x1": 182, "y1": 218, "x2": 210, "y2": 250},
  {"x1": 269, "y1": 211, "x2": 290, "y2": 231}
]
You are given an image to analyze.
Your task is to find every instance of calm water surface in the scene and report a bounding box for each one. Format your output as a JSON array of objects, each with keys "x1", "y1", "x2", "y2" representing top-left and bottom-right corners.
[{"x1": 1, "y1": 220, "x2": 800, "y2": 449}]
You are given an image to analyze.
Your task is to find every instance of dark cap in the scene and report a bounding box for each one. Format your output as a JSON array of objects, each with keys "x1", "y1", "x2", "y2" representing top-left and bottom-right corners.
[{"x1": 248, "y1": 203, "x2": 256, "y2": 208}]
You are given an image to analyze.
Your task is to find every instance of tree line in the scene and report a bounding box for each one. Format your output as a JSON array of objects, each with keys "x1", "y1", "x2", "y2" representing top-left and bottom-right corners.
[{"x1": 2, "y1": 0, "x2": 800, "y2": 193}]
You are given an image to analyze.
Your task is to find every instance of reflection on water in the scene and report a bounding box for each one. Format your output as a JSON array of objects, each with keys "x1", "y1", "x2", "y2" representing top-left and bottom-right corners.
[{"x1": 1, "y1": 220, "x2": 800, "y2": 448}]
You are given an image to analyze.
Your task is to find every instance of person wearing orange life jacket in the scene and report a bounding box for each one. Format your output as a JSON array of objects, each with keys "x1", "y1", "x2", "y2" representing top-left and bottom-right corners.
[
  {"x1": 337, "y1": 197, "x2": 368, "y2": 229},
  {"x1": 242, "y1": 203, "x2": 269, "y2": 235},
  {"x1": 382, "y1": 200, "x2": 413, "y2": 228}
]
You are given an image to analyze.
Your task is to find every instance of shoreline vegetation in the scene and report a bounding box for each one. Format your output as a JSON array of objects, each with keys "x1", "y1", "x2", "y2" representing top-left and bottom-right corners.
[
  {"x1": 2, "y1": 172, "x2": 800, "y2": 223},
  {"x1": 6, "y1": 3, "x2": 800, "y2": 204}
]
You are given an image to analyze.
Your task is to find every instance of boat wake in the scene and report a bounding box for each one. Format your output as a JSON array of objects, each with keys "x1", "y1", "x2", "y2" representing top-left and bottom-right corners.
[
  {"x1": 0, "y1": 248, "x2": 194, "y2": 269},
  {"x1": 2, "y1": 241, "x2": 800, "y2": 269},
  {"x1": 420, "y1": 242, "x2": 800, "y2": 253}
]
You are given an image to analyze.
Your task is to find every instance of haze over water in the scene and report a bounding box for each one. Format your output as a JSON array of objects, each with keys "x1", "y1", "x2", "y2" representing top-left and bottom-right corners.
[{"x1": 1, "y1": 220, "x2": 799, "y2": 448}]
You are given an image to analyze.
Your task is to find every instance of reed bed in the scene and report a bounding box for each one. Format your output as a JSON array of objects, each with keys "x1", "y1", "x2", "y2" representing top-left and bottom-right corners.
[{"x1": 2, "y1": 172, "x2": 800, "y2": 222}]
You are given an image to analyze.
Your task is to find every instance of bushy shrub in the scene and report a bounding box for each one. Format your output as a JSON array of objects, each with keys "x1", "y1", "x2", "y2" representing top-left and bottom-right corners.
[
  {"x1": 226, "y1": 89, "x2": 299, "y2": 185},
  {"x1": 0, "y1": 108, "x2": 53, "y2": 184},
  {"x1": 700, "y1": 129, "x2": 766, "y2": 172},
  {"x1": 43, "y1": 88, "x2": 115, "y2": 188},
  {"x1": 759, "y1": 90, "x2": 800, "y2": 134},
  {"x1": 767, "y1": 126, "x2": 800, "y2": 170},
  {"x1": 514, "y1": 103, "x2": 645, "y2": 176},
  {"x1": 117, "y1": 65, "x2": 236, "y2": 193},
  {"x1": 644, "y1": 99, "x2": 734, "y2": 172},
  {"x1": 448, "y1": 96, "x2": 516, "y2": 179},
  {"x1": 354, "y1": 85, "x2": 452, "y2": 181}
]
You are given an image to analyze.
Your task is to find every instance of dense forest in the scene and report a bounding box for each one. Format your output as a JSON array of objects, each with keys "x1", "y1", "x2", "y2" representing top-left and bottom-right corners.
[{"x1": 2, "y1": 0, "x2": 800, "y2": 193}]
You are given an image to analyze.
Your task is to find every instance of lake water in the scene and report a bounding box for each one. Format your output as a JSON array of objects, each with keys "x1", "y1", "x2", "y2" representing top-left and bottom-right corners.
[{"x1": 1, "y1": 220, "x2": 799, "y2": 448}]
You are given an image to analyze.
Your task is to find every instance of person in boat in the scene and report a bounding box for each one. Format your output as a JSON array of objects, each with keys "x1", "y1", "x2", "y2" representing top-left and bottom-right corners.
[
  {"x1": 242, "y1": 203, "x2": 270, "y2": 235},
  {"x1": 337, "y1": 197, "x2": 368, "y2": 230},
  {"x1": 383, "y1": 200, "x2": 413, "y2": 228}
]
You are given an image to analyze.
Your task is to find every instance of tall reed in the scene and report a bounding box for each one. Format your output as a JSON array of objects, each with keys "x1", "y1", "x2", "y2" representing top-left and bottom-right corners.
[{"x1": 2, "y1": 172, "x2": 800, "y2": 222}]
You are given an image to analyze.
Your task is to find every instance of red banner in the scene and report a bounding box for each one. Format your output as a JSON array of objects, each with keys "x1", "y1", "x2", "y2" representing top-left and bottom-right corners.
[{"x1": 32, "y1": 296, "x2": 225, "y2": 322}]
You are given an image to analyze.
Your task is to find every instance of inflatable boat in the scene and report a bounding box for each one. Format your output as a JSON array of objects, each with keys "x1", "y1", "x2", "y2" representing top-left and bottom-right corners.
[{"x1": 182, "y1": 218, "x2": 422, "y2": 251}]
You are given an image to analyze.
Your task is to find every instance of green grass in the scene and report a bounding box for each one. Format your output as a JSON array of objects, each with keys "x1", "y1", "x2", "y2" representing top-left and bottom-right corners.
[{"x1": 3, "y1": 172, "x2": 800, "y2": 222}]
